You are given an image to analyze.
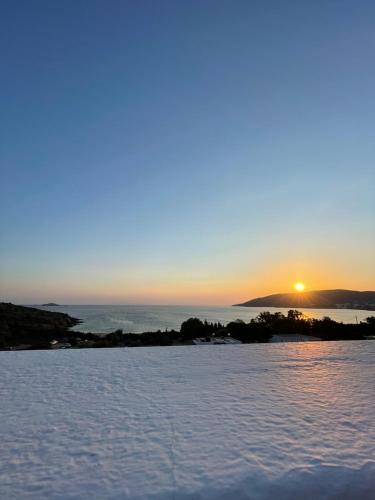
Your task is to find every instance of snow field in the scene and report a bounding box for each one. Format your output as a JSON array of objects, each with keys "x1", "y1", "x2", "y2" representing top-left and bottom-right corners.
[{"x1": 0, "y1": 341, "x2": 374, "y2": 499}]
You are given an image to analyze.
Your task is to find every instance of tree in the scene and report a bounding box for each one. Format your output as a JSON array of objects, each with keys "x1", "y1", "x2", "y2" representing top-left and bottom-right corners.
[
  {"x1": 180, "y1": 318, "x2": 205, "y2": 340},
  {"x1": 287, "y1": 310, "x2": 303, "y2": 321}
]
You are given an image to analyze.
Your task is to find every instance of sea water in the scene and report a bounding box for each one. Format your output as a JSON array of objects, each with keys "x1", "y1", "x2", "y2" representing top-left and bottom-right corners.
[{"x1": 34, "y1": 304, "x2": 373, "y2": 334}]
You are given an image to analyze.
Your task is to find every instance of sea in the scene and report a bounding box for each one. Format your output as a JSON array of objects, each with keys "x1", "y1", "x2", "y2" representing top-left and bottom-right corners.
[{"x1": 34, "y1": 304, "x2": 374, "y2": 335}]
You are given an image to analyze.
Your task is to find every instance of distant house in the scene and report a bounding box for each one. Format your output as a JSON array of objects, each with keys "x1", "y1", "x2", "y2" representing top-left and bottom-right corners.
[
  {"x1": 50, "y1": 340, "x2": 72, "y2": 349},
  {"x1": 193, "y1": 337, "x2": 241, "y2": 345}
]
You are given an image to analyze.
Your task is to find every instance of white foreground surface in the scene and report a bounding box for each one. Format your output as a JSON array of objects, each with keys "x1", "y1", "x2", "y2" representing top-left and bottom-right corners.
[{"x1": 1, "y1": 342, "x2": 374, "y2": 499}]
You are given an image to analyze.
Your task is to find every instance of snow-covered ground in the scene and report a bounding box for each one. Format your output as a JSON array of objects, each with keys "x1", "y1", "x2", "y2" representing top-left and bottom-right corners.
[{"x1": 1, "y1": 342, "x2": 374, "y2": 499}]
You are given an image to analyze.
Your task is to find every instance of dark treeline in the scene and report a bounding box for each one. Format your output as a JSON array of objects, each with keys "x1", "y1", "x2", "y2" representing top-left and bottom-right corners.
[
  {"x1": 223, "y1": 310, "x2": 375, "y2": 342},
  {"x1": 1, "y1": 303, "x2": 374, "y2": 350},
  {"x1": 60, "y1": 311, "x2": 375, "y2": 348}
]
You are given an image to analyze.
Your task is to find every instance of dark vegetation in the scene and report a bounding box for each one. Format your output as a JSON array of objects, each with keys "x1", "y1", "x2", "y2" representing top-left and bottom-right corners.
[
  {"x1": 238, "y1": 310, "x2": 375, "y2": 341},
  {"x1": 0, "y1": 303, "x2": 374, "y2": 351},
  {"x1": 0, "y1": 303, "x2": 96, "y2": 349},
  {"x1": 235, "y1": 289, "x2": 375, "y2": 310}
]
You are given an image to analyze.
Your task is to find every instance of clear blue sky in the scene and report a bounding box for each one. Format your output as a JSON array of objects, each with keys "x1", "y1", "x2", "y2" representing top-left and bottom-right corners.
[{"x1": 1, "y1": 1, "x2": 374, "y2": 304}]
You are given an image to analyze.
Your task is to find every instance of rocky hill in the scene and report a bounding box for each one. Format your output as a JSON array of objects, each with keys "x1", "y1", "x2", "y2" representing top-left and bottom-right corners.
[
  {"x1": 0, "y1": 303, "x2": 80, "y2": 348},
  {"x1": 234, "y1": 289, "x2": 375, "y2": 311}
]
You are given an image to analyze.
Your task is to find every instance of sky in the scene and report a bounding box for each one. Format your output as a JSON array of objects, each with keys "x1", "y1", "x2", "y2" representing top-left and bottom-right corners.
[{"x1": 1, "y1": 0, "x2": 374, "y2": 305}]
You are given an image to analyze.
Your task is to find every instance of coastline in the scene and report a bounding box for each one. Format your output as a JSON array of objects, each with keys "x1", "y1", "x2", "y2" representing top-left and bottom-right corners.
[{"x1": 1, "y1": 303, "x2": 374, "y2": 352}]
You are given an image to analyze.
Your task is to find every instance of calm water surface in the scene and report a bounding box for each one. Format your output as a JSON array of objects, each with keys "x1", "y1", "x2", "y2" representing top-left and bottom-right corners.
[{"x1": 34, "y1": 305, "x2": 373, "y2": 335}]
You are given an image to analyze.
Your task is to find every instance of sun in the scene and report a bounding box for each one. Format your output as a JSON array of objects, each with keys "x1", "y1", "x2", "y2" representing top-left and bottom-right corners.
[{"x1": 294, "y1": 282, "x2": 305, "y2": 292}]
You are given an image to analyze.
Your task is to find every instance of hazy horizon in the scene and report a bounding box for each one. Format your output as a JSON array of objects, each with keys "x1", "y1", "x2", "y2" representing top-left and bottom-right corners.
[
  {"x1": 1, "y1": 1, "x2": 374, "y2": 305},
  {"x1": 12, "y1": 287, "x2": 375, "y2": 308}
]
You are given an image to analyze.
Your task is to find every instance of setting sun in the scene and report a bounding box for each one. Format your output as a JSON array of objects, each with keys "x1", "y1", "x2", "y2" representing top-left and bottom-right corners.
[{"x1": 294, "y1": 282, "x2": 305, "y2": 292}]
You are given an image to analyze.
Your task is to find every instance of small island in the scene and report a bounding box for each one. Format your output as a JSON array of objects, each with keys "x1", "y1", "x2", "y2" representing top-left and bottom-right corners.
[{"x1": 42, "y1": 303, "x2": 60, "y2": 306}]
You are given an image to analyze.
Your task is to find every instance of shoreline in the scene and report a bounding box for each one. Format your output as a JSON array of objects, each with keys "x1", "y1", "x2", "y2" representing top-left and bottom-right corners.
[{"x1": 1, "y1": 303, "x2": 374, "y2": 352}]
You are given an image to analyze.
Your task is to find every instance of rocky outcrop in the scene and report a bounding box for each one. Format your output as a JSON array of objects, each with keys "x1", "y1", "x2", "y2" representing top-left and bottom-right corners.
[{"x1": 0, "y1": 303, "x2": 80, "y2": 348}]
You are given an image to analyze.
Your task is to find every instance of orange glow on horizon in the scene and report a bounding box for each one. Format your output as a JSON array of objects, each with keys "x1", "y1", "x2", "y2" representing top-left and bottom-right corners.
[{"x1": 11, "y1": 253, "x2": 374, "y2": 306}]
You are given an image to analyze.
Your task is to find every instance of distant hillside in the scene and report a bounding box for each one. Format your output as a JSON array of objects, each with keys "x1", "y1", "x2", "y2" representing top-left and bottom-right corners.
[
  {"x1": 234, "y1": 289, "x2": 375, "y2": 311},
  {"x1": 0, "y1": 303, "x2": 80, "y2": 348}
]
